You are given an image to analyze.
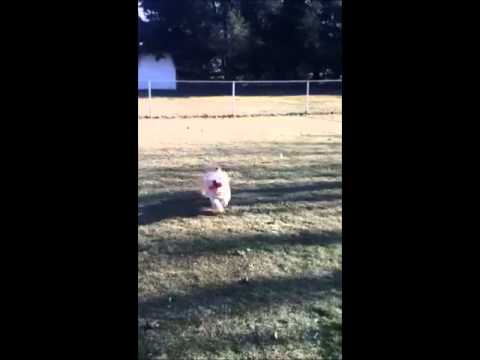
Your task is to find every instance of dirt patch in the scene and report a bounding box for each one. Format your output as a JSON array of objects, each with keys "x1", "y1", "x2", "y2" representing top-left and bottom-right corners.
[{"x1": 139, "y1": 114, "x2": 341, "y2": 149}]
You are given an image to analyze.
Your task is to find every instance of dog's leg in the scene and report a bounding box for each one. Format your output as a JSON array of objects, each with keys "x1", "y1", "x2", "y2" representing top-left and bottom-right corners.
[
  {"x1": 220, "y1": 198, "x2": 229, "y2": 208},
  {"x1": 200, "y1": 198, "x2": 224, "y2": 215},
  {"x1": 210, "y1": 198, "x2": 225, "y2": 213}
]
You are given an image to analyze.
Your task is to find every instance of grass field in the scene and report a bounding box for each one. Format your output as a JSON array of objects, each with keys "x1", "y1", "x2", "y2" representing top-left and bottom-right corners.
[{"x1": 138, "y1": 98, "x2": 342, "y2": 359}]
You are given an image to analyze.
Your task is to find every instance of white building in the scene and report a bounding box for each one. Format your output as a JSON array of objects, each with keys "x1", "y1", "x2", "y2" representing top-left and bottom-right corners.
[{"x1": 138, "y1": 54, "x2": 177, "y2": 90}]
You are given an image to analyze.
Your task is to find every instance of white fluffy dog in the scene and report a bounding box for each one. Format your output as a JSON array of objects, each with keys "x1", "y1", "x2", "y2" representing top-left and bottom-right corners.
[{"x1": 200, "y1": 167, "x2": 231, "y2": 213}]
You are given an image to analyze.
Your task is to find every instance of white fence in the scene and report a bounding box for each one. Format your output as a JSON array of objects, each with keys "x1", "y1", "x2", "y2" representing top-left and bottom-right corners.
[{"x1": 138, "y1": 79, "x2": 342, "y2": 118}]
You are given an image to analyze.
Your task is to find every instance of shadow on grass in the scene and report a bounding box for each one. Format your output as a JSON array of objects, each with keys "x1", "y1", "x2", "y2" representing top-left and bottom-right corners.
[
  {"x1": 138, "y1": 191, "x2": 210, "y2": 225},
  {"x1": 139, "y1": 270, "x2": 341, "y2": 318},
  {"x1": 139, "y1": 140, "x2": 341, "y2": 225},
  {"x1": 139, "y1": 181, "x2": 341, "y2": 225},
  {"x1": 237, "y1": 181, "x2": 341, "y2": 195},
  {"x1": 151, "y1": 230, "x2": 341, "y2": 257},
  {"x1": 139, "y1": 272, "x2": 341, "y2": 358},
  {"x1": 138, "y1": 269, "x2": 342, "y2": 359}
]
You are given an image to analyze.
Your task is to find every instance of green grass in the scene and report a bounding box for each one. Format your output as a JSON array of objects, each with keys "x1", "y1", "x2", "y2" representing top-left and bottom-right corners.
[{"x1": 138, "y1": 135, "x2": 342, "y2": 359}]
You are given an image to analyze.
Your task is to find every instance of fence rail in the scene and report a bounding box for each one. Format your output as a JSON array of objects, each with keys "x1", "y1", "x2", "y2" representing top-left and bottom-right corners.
[
  {"x1": 138, "y1": 79, "x2": 342, "y2": 118},
  {"x1": 140, "y1": 79, "x2": 341, "y2": 83}
]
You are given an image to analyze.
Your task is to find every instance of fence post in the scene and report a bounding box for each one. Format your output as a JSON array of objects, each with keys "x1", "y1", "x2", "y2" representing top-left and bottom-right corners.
[
  {"x1": 305, "y1": 80, "x2": 310, "y2": 115},
  {"x1": 232, "y1": 81, "x2": 236, "y2": 117},
  {"x1": 148, "y1": 80, "x2": 152, "y2": 118}
]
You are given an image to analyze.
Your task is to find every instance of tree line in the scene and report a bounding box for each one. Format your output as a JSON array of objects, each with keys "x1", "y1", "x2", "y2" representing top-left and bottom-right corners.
[{"x1": 139, "y1": 0, "x2": 342, "y2": 80}]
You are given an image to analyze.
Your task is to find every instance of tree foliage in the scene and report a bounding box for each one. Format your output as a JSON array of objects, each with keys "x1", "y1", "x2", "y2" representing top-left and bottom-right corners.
[{"x1": 139, "y1": 0, "x2": 341, "y2": 79}]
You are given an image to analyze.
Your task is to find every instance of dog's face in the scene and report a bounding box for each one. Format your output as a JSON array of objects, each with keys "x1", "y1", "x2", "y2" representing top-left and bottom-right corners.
[
  {"x1": 208, "y1": 179, "x2": 223, "y2": 191},
  {"x1": 202, "y1": 167, "x2": 231, "y2": 198}
]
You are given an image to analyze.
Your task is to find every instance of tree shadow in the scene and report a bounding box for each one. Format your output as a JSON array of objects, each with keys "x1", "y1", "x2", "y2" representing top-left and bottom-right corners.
[
  {"x1": 237, "y1": 181, "x2": 341, "y2": 195},
  {"x1": 139, "y1": 180, "x2": 341, "y2": 225},
  {"x1": 138, "y1": 250, "x2": 341, "y2": 358},
  {"x1": 138, "y1": 139, "x2": 342, "y2": 358},
  {"x1": 138, "y1": 191, "x2": 210, "y2": 225},
  {"x1": 139, "y1": 270, "x2": 341, "y2": 319},
  {"x1": 229, "y1": 181, "x2": 341, "y2": 207},
  {"x1": 138, "y1": 272, "x2": 342, "y2": 358},
  {"x1": 150, "y1": 230, "x2": 341, "y2": 257},
  {"x1": 139, "y1": 140, "x2": 341, "y2": 225}
]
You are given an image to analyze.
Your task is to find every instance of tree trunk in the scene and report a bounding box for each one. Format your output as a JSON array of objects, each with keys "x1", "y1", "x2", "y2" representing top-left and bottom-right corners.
[
  {"x1": 223, "y1": 0, "x2": 233, "y2": 79},
  {"x1": 223, "y1": 55, "x2": 229, "y2": 79}
]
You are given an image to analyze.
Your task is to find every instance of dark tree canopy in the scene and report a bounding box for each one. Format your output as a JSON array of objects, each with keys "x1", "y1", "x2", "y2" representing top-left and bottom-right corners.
[{"x1": 139, "y1": 0, "x2": 341, "y2": 80}]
